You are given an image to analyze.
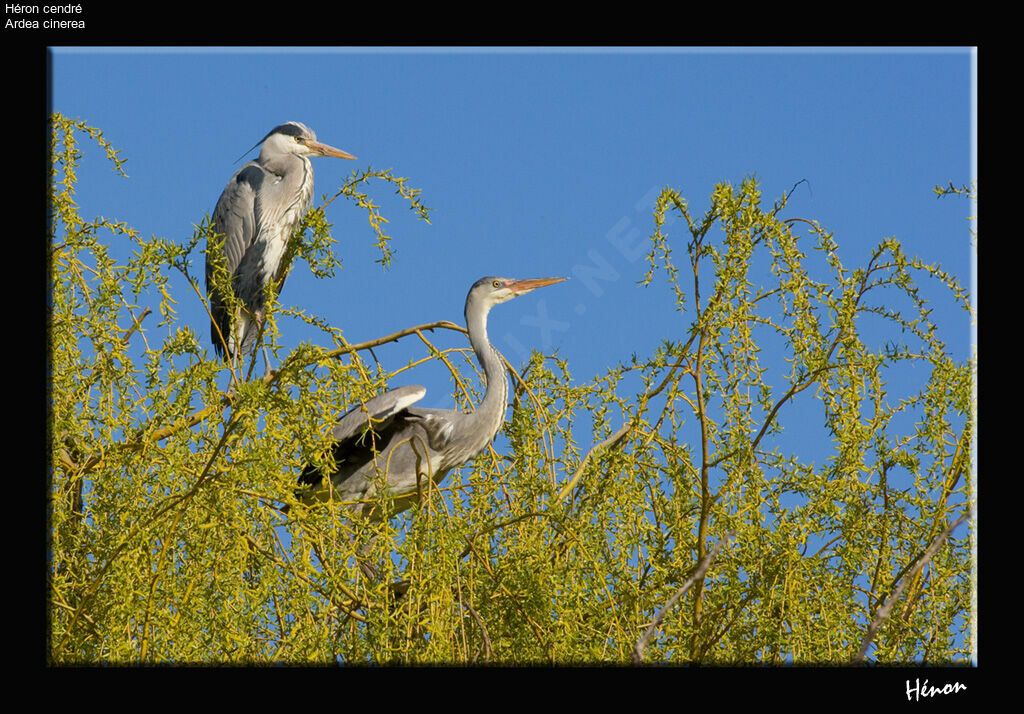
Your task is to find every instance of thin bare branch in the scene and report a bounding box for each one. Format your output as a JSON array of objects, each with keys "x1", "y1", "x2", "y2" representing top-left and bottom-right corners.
[
  {"x1": 852, "y1": 510, "x2": 972, "y2": 664},
  {"x1": 633, "y1": 532, "x2": 733, "y2": 664},
  {"x1": 302, "y1": 320, "x2": 465, "y2": 365},
  {"x1": 120, "y1": 306, "x2": 151, "y2": 345},
  {"x1": 461, "y1": 595, "x2": 493, "y2": 663},
  {"x1": 556, "y1": 422, "x2": 632, "y2": 504}
]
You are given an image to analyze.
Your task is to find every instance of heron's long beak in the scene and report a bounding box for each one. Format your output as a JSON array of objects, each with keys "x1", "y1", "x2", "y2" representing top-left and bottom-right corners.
[
  {"x1": 509, "y1": 276, "x2": 568, "y2": 295},
  {"x1": 311, "y1": 140, "x2": 357, "y2": 160}
]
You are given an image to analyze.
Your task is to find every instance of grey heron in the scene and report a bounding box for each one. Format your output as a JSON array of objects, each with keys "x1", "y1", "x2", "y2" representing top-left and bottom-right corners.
[
  {"x1": 295, "y1": 276, "x2": 567, "y2": 520},
  {"x1": 205, "y1": 121, "x2": 356, "y2": 380}
]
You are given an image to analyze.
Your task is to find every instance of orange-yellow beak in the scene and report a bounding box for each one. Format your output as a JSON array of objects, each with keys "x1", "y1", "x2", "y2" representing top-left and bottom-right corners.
[
  {"x1": 310, "y1": 140, "x2": 356, "y2": 160},
  {"x1": 508, "y1": 276, "x2": 568, "y2": 295}
]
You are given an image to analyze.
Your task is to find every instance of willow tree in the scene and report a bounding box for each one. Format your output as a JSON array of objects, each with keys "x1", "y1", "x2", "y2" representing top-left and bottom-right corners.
[{"x1": 48, "y1": 116, "x2": 974, "y2": 664}]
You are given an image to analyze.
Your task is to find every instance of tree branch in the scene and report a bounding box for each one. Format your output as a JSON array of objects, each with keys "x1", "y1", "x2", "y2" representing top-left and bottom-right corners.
[
  {"x1": 852, "y1": 509, "x2": 972, "y2": 664},
  {"x1": 632, "y1": 532, "x2": 732, "y2": 664},
  {"x1": 120, "y1": 306, "x2": 151, "y2": 345},
  {"x1": 60, "y1": 320, "x2": 469, "y2": 479},
  {"x1": 293, "y1": 320, "x2": 465, "y2": 367},
  {"x1": 555, "y1": 422, "x2": 632, "y2": 504}
]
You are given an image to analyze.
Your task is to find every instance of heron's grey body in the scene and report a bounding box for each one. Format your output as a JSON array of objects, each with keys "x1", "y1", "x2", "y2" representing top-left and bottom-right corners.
[
  {"x1": 298, "y1": 276, "x2": 566, "y2": 520},
  {"x1": 206, "y1": 121, "x2": 355, "y2": 375}
]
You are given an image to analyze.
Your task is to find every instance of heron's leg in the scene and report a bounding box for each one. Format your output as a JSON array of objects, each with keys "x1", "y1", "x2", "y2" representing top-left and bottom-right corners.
[
  {"x1": 261, "y1": 343, "x2": 274, "y2": 378},
  {"x1": 354, "y1": 532, "x2": 411, "y2": 601},
  {"x1": 355, "y1": 535, "x2": 380, "y2": 580},
  {"x1": 225, "y1": 351, "x2": 240, "y2": 395}
]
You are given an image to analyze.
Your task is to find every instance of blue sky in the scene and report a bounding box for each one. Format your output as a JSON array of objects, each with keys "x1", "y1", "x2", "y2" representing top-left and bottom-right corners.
[
  {"x1": 49, "y1": 46, "x2": 976, "y2": 502},
  {"x1": 50, "y1": 47, "x2": 977, "y2": 661},
  {"x1": 50, "y1": 48, "x2": 975, "y2": 407}
]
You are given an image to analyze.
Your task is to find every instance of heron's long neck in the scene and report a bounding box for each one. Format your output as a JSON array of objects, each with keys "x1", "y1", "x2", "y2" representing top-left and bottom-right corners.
[
  {"x1": 261, "y1": 147, "x2": 309, "y2": 180},
  {"x1": 465, "y1": 303, "x2": 509, "y2": 448},
  {"x1": 260, "y1": 153, "x2": 314, "y2": 211}
]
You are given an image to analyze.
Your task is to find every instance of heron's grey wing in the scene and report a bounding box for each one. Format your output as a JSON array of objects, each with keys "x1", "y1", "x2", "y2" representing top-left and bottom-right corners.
[
  {"x1": 328, "y1": 407, "x2": 457, "y2": 519},
  {"x1": 297, "y1": 385, "x2": 427, "y2": 491},
  {"x1": 211, "y1": 164, "x2": 264, "y2": 276},
  {"x1": 330, "y1": 385, "x2": 428, "y2": 444},
  {"x1": 403, "y1": 406, "x2": 460, "y2": 453},
  {"x1": 207, "y1": 164, "x2": 264, "y2": 354}
]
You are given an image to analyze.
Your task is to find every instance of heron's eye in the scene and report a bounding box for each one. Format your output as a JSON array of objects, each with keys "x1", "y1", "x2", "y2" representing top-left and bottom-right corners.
[{"x1": 492, "y1": 280, "x2": 501, "y2": 288}]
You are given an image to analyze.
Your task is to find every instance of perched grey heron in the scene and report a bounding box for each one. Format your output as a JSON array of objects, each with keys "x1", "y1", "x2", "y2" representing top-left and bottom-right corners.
[
  {"x1": 295, "y1": 276, "x2": 567, "y2": 520},
  {"x1": 206, "y1": 121, "x2": 356, "y2": 379}
]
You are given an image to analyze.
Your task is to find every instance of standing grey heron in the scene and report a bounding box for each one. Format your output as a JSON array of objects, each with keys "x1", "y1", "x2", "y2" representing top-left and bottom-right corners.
[
  {"x1": 295, "y1": 276, "x2": 567, "y2": 520},
  {"x1": 205, "y1": 121, "x2": 356, "y2": 380}
]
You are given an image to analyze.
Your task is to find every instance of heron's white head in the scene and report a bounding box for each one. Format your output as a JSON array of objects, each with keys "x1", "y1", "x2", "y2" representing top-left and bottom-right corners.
[
  {"x1": 258, "y1": 121, "x2": 356, "y2": 161},
  {"x1": 467, "y1": 276, "x2": 568, "y2": 316}
]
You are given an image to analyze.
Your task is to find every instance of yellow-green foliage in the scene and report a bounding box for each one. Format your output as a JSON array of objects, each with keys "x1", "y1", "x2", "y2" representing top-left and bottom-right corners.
[{"x1": 49, "y1": 115, "x2": 975, "y2": 665}]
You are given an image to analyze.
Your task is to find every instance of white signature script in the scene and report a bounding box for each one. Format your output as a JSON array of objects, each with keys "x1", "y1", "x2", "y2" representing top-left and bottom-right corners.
[{"x1": 906, "y1": 678, "x2": 966, "y2": 701}]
